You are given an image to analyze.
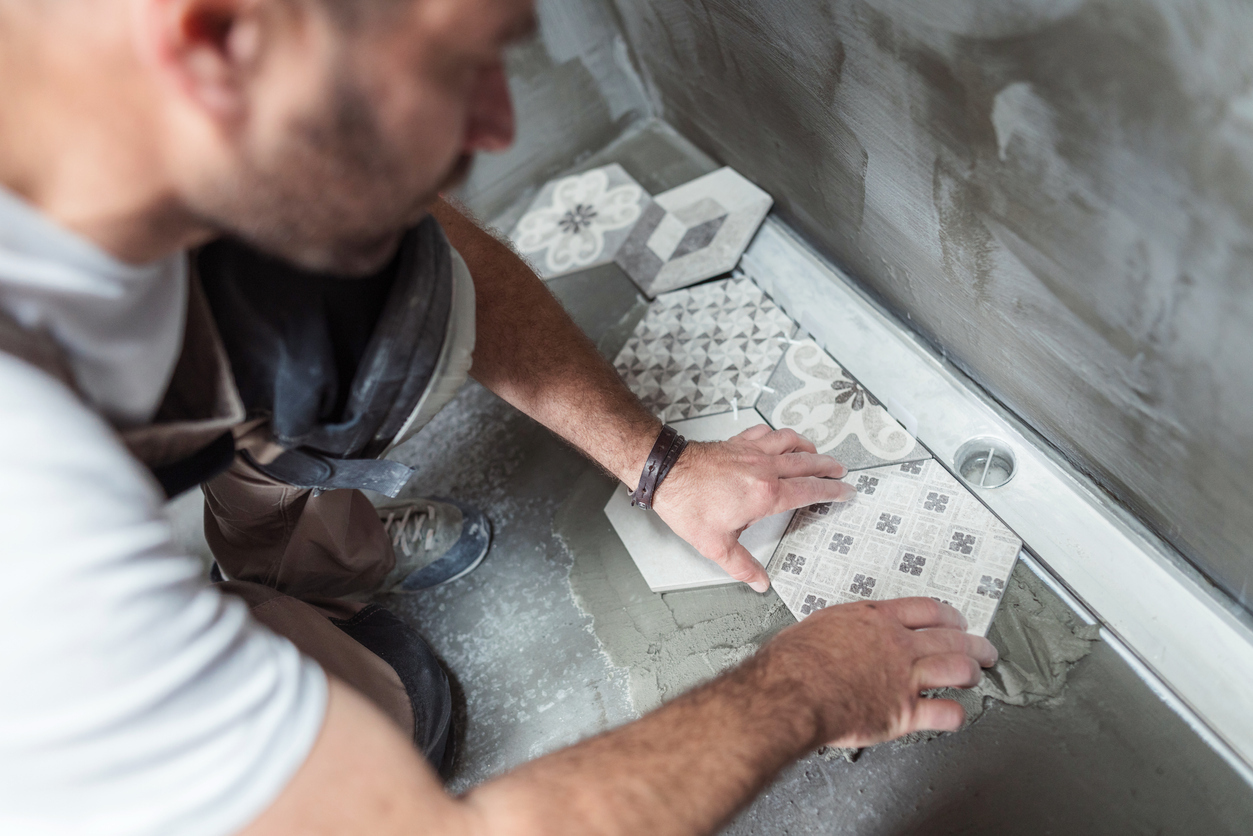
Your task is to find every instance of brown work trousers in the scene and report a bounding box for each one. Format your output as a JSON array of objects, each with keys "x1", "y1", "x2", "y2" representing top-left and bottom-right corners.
[{"x1": 202, "y1": 429, "x2": 415, "y2": 740}]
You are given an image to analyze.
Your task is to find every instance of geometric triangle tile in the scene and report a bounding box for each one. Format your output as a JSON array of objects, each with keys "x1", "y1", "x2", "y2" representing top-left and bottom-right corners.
[
  {"x1": 766, "y1": 458, "x2": 1021, "y2": 636},
  {"x1": 613, "y1": 276, "x2": 796, "y2": 423}
]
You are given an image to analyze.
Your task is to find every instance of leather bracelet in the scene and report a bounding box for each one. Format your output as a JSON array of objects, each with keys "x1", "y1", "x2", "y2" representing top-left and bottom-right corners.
[{"x1": 629, "y1": 424, "x2": 688, "y2": 510}]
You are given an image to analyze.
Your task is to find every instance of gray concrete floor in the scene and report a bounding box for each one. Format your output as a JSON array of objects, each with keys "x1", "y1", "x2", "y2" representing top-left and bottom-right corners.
[{"x1": 171, "y1": 123, "x2": 1253, "y2": 833}]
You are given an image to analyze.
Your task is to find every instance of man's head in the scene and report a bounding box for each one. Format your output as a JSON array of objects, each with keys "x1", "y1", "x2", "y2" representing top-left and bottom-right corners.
[{"x1": 0, "y1": 0, "x2": 533, "y2": 272}]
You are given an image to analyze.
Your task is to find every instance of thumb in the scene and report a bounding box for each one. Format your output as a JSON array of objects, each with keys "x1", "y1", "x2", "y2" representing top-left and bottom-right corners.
[{"x1": 712, "y1": 539, "x2": 771, "y2": 594}]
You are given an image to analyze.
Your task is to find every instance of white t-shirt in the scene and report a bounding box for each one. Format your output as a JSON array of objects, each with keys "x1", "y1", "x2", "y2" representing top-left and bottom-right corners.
[{"x1": 0, "y1": 188, "x2": 327, "y2": 836}]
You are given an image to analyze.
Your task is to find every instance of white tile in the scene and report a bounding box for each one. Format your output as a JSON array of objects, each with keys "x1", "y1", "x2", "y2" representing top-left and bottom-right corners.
[
  {"x1": 605, "y1": 409, "x2": 794, "y2": 593},
  {"x1": 509, "y1": 164, "x2": 653, "y2": 279},
  {"x1": 615, "y1": 167, "x2": 772, "y2": 297},
  {"x1": 767, "y1": 459, "x2": 1021, "y2": 636}
]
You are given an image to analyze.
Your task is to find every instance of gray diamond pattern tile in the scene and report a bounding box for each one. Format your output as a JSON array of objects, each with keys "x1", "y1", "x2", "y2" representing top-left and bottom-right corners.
[{"x1": 615, "y1": 167, "x2": 772, "y2": 297}]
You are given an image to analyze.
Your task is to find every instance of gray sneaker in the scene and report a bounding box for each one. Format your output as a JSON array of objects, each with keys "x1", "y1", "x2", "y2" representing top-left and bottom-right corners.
[{"x1": 377, "y1": 497, "x2": 493, "y2": 591}]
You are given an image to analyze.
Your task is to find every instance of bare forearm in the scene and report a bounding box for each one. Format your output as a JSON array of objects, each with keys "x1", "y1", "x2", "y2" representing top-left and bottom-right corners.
[
  {"x1": 241, "y1": 603, "x2": 991, "y2": 836},
  {"x1": 432, "y1": 198, "x2": 658, "y2": 484},
  {"x1": 465, "y1": 652, "x2": 818, "y2": 836},
  {"x1": 245, "y1": 652, "x2": 818, "y2": 836}
]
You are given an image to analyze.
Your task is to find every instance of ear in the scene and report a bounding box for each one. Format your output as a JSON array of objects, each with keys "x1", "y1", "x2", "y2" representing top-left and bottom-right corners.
[{"x1": 138, "y1": 0, "x2": 266, "y2": 121}]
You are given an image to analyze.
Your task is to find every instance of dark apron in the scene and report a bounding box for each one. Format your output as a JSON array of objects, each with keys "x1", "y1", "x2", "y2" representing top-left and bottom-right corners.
[{"x1": 0, "y1": 217, "x2": 453, "y2": 499}]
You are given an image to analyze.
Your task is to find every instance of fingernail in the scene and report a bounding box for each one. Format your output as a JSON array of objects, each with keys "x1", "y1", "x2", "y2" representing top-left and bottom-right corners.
[
  {"x1": 749, "y1": 578, "x2": 770, "y2": 594},
  {"x1": 960, "y1": 613, "x2": 970, "y2": 630}
]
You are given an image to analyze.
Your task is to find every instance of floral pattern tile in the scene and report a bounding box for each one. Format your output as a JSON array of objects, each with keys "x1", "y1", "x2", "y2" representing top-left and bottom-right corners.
[
  {"x1": 510, "y1": 164, "x2": 652, "y2": 279},
  {"x1": 767, "y1": 459, "x2": 1021, "y2": 636},
  {"x1": 613, "y1": 276, "x2": 796, "y2": 422},
  {"x1": 615, "y1": 167, "x2": 772, "y2": 297},
  {"x1": 756, "y1": 338, "x2": 926, "y2": 470}
]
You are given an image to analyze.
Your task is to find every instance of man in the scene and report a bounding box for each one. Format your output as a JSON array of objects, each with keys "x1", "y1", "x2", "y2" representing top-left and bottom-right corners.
[{"x1": 0, "y1": 1, "x2": 997, "y2": 834}]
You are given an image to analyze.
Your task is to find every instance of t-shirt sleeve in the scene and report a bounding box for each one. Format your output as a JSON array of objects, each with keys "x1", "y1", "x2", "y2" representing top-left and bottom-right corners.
[{"x1": 0, "y1": 353, "x2": 327, "y2": 836}]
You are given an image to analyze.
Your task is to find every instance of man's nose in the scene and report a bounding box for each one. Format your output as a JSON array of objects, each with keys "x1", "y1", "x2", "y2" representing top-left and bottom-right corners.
[{"x1": 464, "y1": 62, "x2": 515, "y2": 153}]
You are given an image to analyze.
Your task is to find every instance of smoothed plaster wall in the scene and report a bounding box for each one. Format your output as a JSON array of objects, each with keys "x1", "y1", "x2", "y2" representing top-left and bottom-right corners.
[{"x1": 609, "y1": 0, "x2": 1253, "y2": 612}]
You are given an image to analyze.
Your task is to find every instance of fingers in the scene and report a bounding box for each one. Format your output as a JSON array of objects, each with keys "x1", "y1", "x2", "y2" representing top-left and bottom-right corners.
[
  {"x1": 770, "y1": 452, "x2": 848, "y2": 480},
  {"x1": 876, "y1": 597, "x2": 968, "y2": 631},
  {"x1": 775, "y1": 476, "x2": 859, "y2": 510},
  {"x1": 752, "y1": 428, "x2": 819, "y2": 456},
  {"x1": 912, "y1": 652, "x2": 984, "y2": 691},
  {"x1": 734, "y1": 424, "x2": 774, "y2": 442},
  {"x1": 907, "y1": 697, "x2": 967, "y2": 735},
  {"x1": 711, "y1": 540, "x2": 771, "y2": 594},
  {"x1": 912, "y1": 629, "x2": 999, "y2": 668}
]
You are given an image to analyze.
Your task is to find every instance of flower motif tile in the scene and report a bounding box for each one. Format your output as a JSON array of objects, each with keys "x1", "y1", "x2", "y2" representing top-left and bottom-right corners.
[
  {"x1": 510, "y1": 164, "x2": 652, "y2": 279},
  {"x1": 766, "y1": 459, "x2": 1021, "y2": 636},
  {"x1": 613, "y1": 276, "x2": 797, "y2": 422},
  {"x1": 756, "y1": 338, "x2": 926, "y2": 471},
  {"x1": 615, "y1": 167, "x2": 773, "y2": 297}
]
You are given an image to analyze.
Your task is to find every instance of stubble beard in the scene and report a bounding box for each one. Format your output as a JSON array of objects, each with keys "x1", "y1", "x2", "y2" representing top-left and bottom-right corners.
[{"x1": 191, "y1": 76, "x2": 473, "y2": 276}]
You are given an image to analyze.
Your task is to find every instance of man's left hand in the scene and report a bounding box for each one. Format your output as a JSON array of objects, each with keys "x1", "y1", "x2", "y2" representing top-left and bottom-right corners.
[{"x1": 652, "y1": 424, "x2": 857, "y2": 592}]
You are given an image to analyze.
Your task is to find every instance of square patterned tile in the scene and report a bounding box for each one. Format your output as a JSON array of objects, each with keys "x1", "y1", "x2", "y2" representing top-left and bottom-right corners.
[
  {"x1": 615, "y1": 167, "x2": 772, "y2": 297},
  {"x1": 766, "y1": 459, "x2": 1021, "y2": 636},
  {"x1": 613, "y1": 276, "x2": 797, "y2": 423},
  {"x1": 604, "y1": 409, "x2": 794, "y2": 593},
  {"x1": 757, "y1": 338, "x2": 927, "y2": 470},
  {"x1": 509, "y1": 164, "x2": 653, "y2": 279}
]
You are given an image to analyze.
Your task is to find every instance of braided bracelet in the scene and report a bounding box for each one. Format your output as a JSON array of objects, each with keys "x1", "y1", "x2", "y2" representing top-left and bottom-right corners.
[{"x1": 629, "y1": 424, "x2": 689, "y2": 510}]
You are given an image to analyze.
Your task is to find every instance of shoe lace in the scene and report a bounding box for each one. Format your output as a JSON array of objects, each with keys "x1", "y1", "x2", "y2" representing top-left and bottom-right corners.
[{"x1": 384, "y1": 506, "x2": 437, "y2": 557}]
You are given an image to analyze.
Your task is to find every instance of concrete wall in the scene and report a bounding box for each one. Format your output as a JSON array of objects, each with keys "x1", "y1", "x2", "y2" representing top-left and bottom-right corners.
[
  {"x1": 606, "y1": 0, "x2": 1253, "y2": 612},
  {"x1": 459, "y1": 0, "x2": 651, "y2": 222}
]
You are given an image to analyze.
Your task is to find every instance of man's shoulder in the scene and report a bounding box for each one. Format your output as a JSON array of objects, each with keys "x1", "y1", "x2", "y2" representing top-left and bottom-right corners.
[
  {"x1": 0, "y1": 350, "x2": 156, "y2": 510},
  {"x1": 0, "y1": 349, "x2": 110, "y2": 438}
]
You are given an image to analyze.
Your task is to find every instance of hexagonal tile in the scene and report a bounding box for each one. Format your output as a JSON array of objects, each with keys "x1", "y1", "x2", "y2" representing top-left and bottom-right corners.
[
  {"x1": 509, "y1": 163, "x2": 653, "y2": 279},
  {"x1": 615, "y1": 167, "x2": 772, "y2": 297}
]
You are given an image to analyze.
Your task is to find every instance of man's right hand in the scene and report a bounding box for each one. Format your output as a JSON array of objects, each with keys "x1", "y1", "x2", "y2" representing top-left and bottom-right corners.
[{"x1": 751, "y1": 596, "x2": 998, "y2": 750}]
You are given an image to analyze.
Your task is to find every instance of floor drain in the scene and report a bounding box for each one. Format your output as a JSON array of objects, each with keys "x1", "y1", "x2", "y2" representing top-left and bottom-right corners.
[{"x1": 955, "y1": 437, "x2": 1016, "y2": 489}]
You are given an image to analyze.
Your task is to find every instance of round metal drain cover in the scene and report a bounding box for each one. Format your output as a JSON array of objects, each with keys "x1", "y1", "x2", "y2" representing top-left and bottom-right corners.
[{"x1": 955, "y1": 437, "x2": 1017, "y2": 489}]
